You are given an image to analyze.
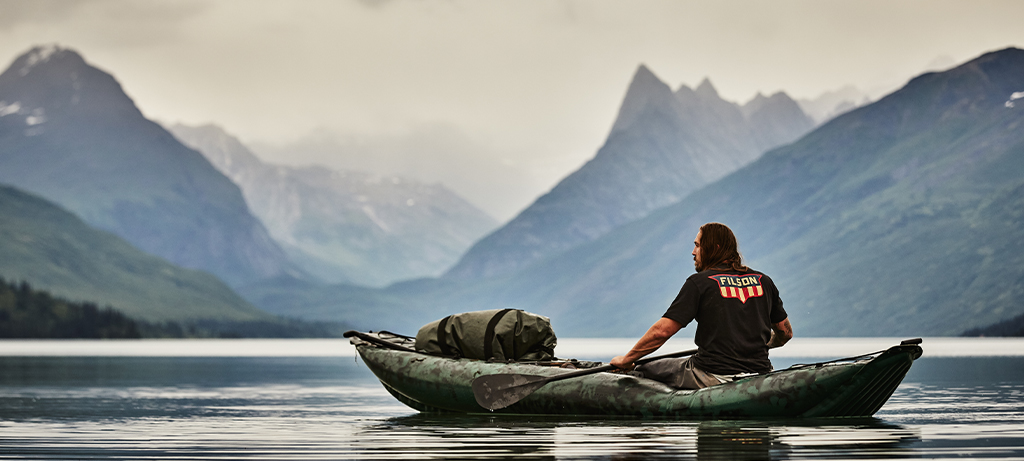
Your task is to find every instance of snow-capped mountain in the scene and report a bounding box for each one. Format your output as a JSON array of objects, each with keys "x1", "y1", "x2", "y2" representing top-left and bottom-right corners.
[{"x1": 168, "y1": 123, "x2": 498, "y2": 286}]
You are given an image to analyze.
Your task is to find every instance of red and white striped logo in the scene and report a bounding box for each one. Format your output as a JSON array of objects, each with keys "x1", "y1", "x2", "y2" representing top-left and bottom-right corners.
[{"x1": 708, "y1": 274, "x2": 764, "y2": 303}]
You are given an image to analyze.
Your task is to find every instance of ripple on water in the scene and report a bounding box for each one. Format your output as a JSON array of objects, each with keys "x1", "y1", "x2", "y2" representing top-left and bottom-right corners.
[{"x1": 1, "y1": 355, "x2": 1023, "y2": 459}]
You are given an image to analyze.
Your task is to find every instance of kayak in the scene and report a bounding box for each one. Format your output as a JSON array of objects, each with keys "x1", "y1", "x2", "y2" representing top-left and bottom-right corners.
[{"x1": 345, "y1": 331, "x2": 923, "y2": 418}]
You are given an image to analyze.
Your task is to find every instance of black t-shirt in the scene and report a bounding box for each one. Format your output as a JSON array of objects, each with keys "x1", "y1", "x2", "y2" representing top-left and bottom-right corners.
[{"x1": 662, "y1": 268, "x2": 787, "y2": 375}]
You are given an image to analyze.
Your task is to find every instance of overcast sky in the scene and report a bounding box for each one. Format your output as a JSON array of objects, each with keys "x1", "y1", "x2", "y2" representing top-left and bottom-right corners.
[{"x1": 2, "y1": 0, "x2": 1023, "y2": 220}]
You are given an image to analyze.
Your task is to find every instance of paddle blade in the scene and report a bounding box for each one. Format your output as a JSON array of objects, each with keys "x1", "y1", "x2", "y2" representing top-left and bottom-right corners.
[{"x1": 472, "y1": 374, "x2": 549, "y2": 411}]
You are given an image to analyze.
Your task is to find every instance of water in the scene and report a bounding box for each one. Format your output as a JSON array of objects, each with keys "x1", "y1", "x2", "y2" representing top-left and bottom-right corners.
[{"x1": 1, "y1": 338, "x2": 1023, "y2": 460}]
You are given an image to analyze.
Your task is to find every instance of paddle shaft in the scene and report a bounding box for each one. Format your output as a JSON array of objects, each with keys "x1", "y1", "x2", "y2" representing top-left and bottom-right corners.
[
  {"x1": 471, "y1": 347, "x2": 700, "y2": 411},
  {"x1": 539, "y1": 348, "x2": 699, "y2": 385}
]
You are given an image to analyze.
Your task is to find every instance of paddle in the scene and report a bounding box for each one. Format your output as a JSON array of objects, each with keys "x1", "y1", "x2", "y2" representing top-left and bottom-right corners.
[{"x1": 472, "y1": 348, "x2": 698, "y2": 411}]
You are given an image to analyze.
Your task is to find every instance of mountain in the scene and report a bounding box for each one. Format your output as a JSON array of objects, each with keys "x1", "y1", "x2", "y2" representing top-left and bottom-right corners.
[
  {"x1": 963, "y1": 312, "x2": 1024, "y2": 337},
  {"x1": 0, "y1": 45, "x2": 298, "y2": 287},
  {"x1": 166, "y1": 124, "x2": 498, "y2": 286},
  {"x1": 255, "y1": 48, "x2": 1024, "y2": 338},
  {"x1": 474, "y1": 47, "x2": 1024, "y2": 337},
  {"x1": 445, "y1": 66, "x2": 815, "y2": 280},
  {"x1": 797, "y1": 85, "x2": 872, "y2": 124},
  {"x1": 0, "y1": 184, "x2": 272, "y2": 323}
]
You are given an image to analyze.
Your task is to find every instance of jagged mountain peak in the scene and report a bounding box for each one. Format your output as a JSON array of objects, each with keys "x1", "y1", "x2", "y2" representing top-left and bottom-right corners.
[
  {"x1": 0, "y1": 44, "x2": 139, "y2": 121},
  {"x1": 14, "y1": 44, "x2": 77, "y2": 75},
  {"x1": 610, "y1": 64, "x2": 674, "y2": 134},
  {"x1": 3, "y1": 44, "x2": 88, "y2": 87},
  {"x1": 632, "y1": 64, "x2": 659, "y2": 83},
  {"x1": 695, "y1": 78, "x2": 720, "y2": 99},
  {"x1": 674, "y1": 78, "x2": 735, "y2": 114},
  {"x1": 741, "y1": 91, "x2": 801, "y2": 119},
  {"x1": 624, "y1": 64, "x2": 672, "y2": 99},
  {"x1": 167, "y1": 122, "x2": 264, "y2": 173},
  {"x1": 444, "y1": 66, "x2": 815, "y2": 281}
]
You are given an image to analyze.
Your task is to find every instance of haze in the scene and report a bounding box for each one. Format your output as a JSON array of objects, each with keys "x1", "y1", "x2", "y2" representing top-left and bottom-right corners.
[{"x1": 1, "y1": 0, "x2": 1022, "y2": 220}]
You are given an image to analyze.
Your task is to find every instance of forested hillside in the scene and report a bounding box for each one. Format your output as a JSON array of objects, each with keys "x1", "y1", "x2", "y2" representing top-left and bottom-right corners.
[
  {"x1": 0, "y1": 278, "x2": 140, "y2": 338},
  {"x1": 0, "y1": 184, "x2": 272, "y2": 323}
]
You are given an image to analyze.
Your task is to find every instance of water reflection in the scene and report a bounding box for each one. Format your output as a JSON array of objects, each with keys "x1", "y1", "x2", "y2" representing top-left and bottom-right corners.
[
  {"x1": 356, "y1": 414, "x2": 920, "y2": 460},
  {"x1": 0, "y1": 351, "x2": 1022, "y2": 459}
]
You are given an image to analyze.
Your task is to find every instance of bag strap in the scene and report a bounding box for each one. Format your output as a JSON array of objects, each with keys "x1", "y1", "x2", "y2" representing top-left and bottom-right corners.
[
  {"x1": 436, "y1": 315, "x2": 455, "y2": 357},
  {"x1": 483, "y1": 308, "x2": 515, "y2": 359}
]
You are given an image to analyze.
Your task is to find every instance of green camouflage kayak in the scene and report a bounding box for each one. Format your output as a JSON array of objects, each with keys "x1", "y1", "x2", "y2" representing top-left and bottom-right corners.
[{"x1": 345, "y1": 331, "x2": 922, "y2": 418}]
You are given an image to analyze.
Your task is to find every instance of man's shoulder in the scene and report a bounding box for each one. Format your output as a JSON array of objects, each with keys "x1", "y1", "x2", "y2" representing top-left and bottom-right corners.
[
  {"x1": 695, "y1": 268, "x2": 769, "y2": 276},
  {"x1": 697, "y1": 268, "x2": 776, "y2": 285}
]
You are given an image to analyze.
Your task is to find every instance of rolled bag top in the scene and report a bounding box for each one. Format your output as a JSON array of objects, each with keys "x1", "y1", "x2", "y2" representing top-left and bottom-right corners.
[{"x1": 414, "y1": 308, "x2": 558, "y2": 362}]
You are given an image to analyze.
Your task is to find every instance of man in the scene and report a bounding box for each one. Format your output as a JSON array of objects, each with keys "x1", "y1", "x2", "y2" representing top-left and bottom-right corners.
[{"x1": 610, "y1": 222, "x2": 793, "y2": 389}]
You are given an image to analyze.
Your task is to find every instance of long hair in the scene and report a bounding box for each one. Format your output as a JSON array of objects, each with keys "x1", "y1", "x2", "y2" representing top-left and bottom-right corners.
[{"x1": 697, "y1": 222, "x2": 749, "y2": 272}]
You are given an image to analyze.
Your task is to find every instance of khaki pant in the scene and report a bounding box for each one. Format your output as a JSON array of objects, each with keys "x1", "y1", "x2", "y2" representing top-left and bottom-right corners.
[{"x1": 635, "y1": 356, "x2": 722, "y2": 390}]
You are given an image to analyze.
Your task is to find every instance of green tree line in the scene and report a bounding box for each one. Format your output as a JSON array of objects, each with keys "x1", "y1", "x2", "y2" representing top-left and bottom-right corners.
[
  {"x1": 963, "y1": 313, "x2": 1024, "y2": 337},
  {"x1": 0, "y1": 277, "x2": 349, "y2": 339},
  {"x1": 0, "y1": 277, "x2": 141, "y2": 338}
]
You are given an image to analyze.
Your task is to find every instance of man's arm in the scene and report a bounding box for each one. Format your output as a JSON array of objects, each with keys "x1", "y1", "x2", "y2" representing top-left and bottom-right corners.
[
  {"x1": 767, "y1": 318, "x2": 793, "y2": 349},
  {"x1": 610, "y1": 317, "x2": 683, "y2": 369}
]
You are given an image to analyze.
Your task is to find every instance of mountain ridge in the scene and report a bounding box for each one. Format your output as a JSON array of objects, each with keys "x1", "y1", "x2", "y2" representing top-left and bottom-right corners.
[
  {"x1": 168, "y1": 123, "x2": 498, "y2": 286},
  {"x1": 445, "y1": 66, "x2": 814, "y2": 281},
  {"x1": 253, "y1": 48, "x2": 1024, "y2": 338},
  {"x1": 0, "y1": 45, "x2": 300, "y2": 287},
  {"x1": 0, "y1": 184, "x2": 271, "y2": 323},
  {"x1": 491, "y1": 46, "x2": 1024, "y2": 336}
]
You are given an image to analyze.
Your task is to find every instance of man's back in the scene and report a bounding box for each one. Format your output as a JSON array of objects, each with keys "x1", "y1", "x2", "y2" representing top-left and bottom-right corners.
[{"x1": 663, "y1": 268, "x2": 786, "y2": 375}]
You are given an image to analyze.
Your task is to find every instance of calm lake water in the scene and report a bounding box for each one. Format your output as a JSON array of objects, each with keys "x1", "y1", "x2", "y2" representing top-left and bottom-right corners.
[{"x1": 1, "y1": 338, "x2": 1023, "y2": 460}]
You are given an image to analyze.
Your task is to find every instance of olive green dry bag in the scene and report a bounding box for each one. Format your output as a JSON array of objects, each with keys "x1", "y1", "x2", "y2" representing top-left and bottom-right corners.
[{"x1": 415, "y1": 309, "x2": 557, "y2": 361}]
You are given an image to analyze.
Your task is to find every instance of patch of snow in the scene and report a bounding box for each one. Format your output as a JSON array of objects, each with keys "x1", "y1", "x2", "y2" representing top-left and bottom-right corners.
[
  {"x1": 19, "y1": 44, "x2": 62, "y2": 76},
  {"x1": 0, "y1": 101, "x2": 21, "y2": 117},
  {"x1": 362, "y1": 205, "x2": 391, "y2": 233},
  {"x1": 25, "y1": 108, "x2": 46, "y2": 125},
  {"x1": 1006, "y1": 92, "x2": 1024, "y2": 108}
]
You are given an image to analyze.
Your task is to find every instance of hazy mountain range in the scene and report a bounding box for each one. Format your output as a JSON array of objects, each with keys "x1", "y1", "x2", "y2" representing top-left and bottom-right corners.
[
  {"x1": 167, "y1": 123, "x2": 497, "y2": 287},
  {"x1": 0, "y1": 46, "x2": 299, "y2": 288},
  {"x1": 445, "y1": 66, "x2": 815, "y2": 280},
  {"x1": 796, "y1": 85, "x2": 872, "y2": 124},
  {"x1": 0, "y1": 45, "x2": 496, "y2": 329},
  {"x1": 507, "y1": 47, "x2": 1024, "y2": 337},
  {"x1": 3, "y1": 44, "x2": 1021, "y2": 339},
  {"x1": 246, "y1": 48, "x2": 1024, "y2": 338}
]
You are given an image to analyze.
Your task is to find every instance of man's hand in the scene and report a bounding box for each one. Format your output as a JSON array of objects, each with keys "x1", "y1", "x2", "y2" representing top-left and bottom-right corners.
[
  {"x1": 768, "y1": 318, "x2": 793, "y2": 349},
  {"x1": 610, "y1": 355, "x2": 634, "y2": 370},
  {"x1": 611, "y1": 317, "x2": 683, "y2": 370}
]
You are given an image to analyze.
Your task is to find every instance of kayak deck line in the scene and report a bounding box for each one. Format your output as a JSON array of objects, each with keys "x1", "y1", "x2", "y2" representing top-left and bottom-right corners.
[{"x1": 348, "y1": 331, "x2": 923, "y2": 419}]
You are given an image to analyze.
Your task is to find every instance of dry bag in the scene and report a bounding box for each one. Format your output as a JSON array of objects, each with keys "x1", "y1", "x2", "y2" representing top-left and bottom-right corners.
[{"x1": 415, "y1": 309, "x2": 557, "y2": 361}]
